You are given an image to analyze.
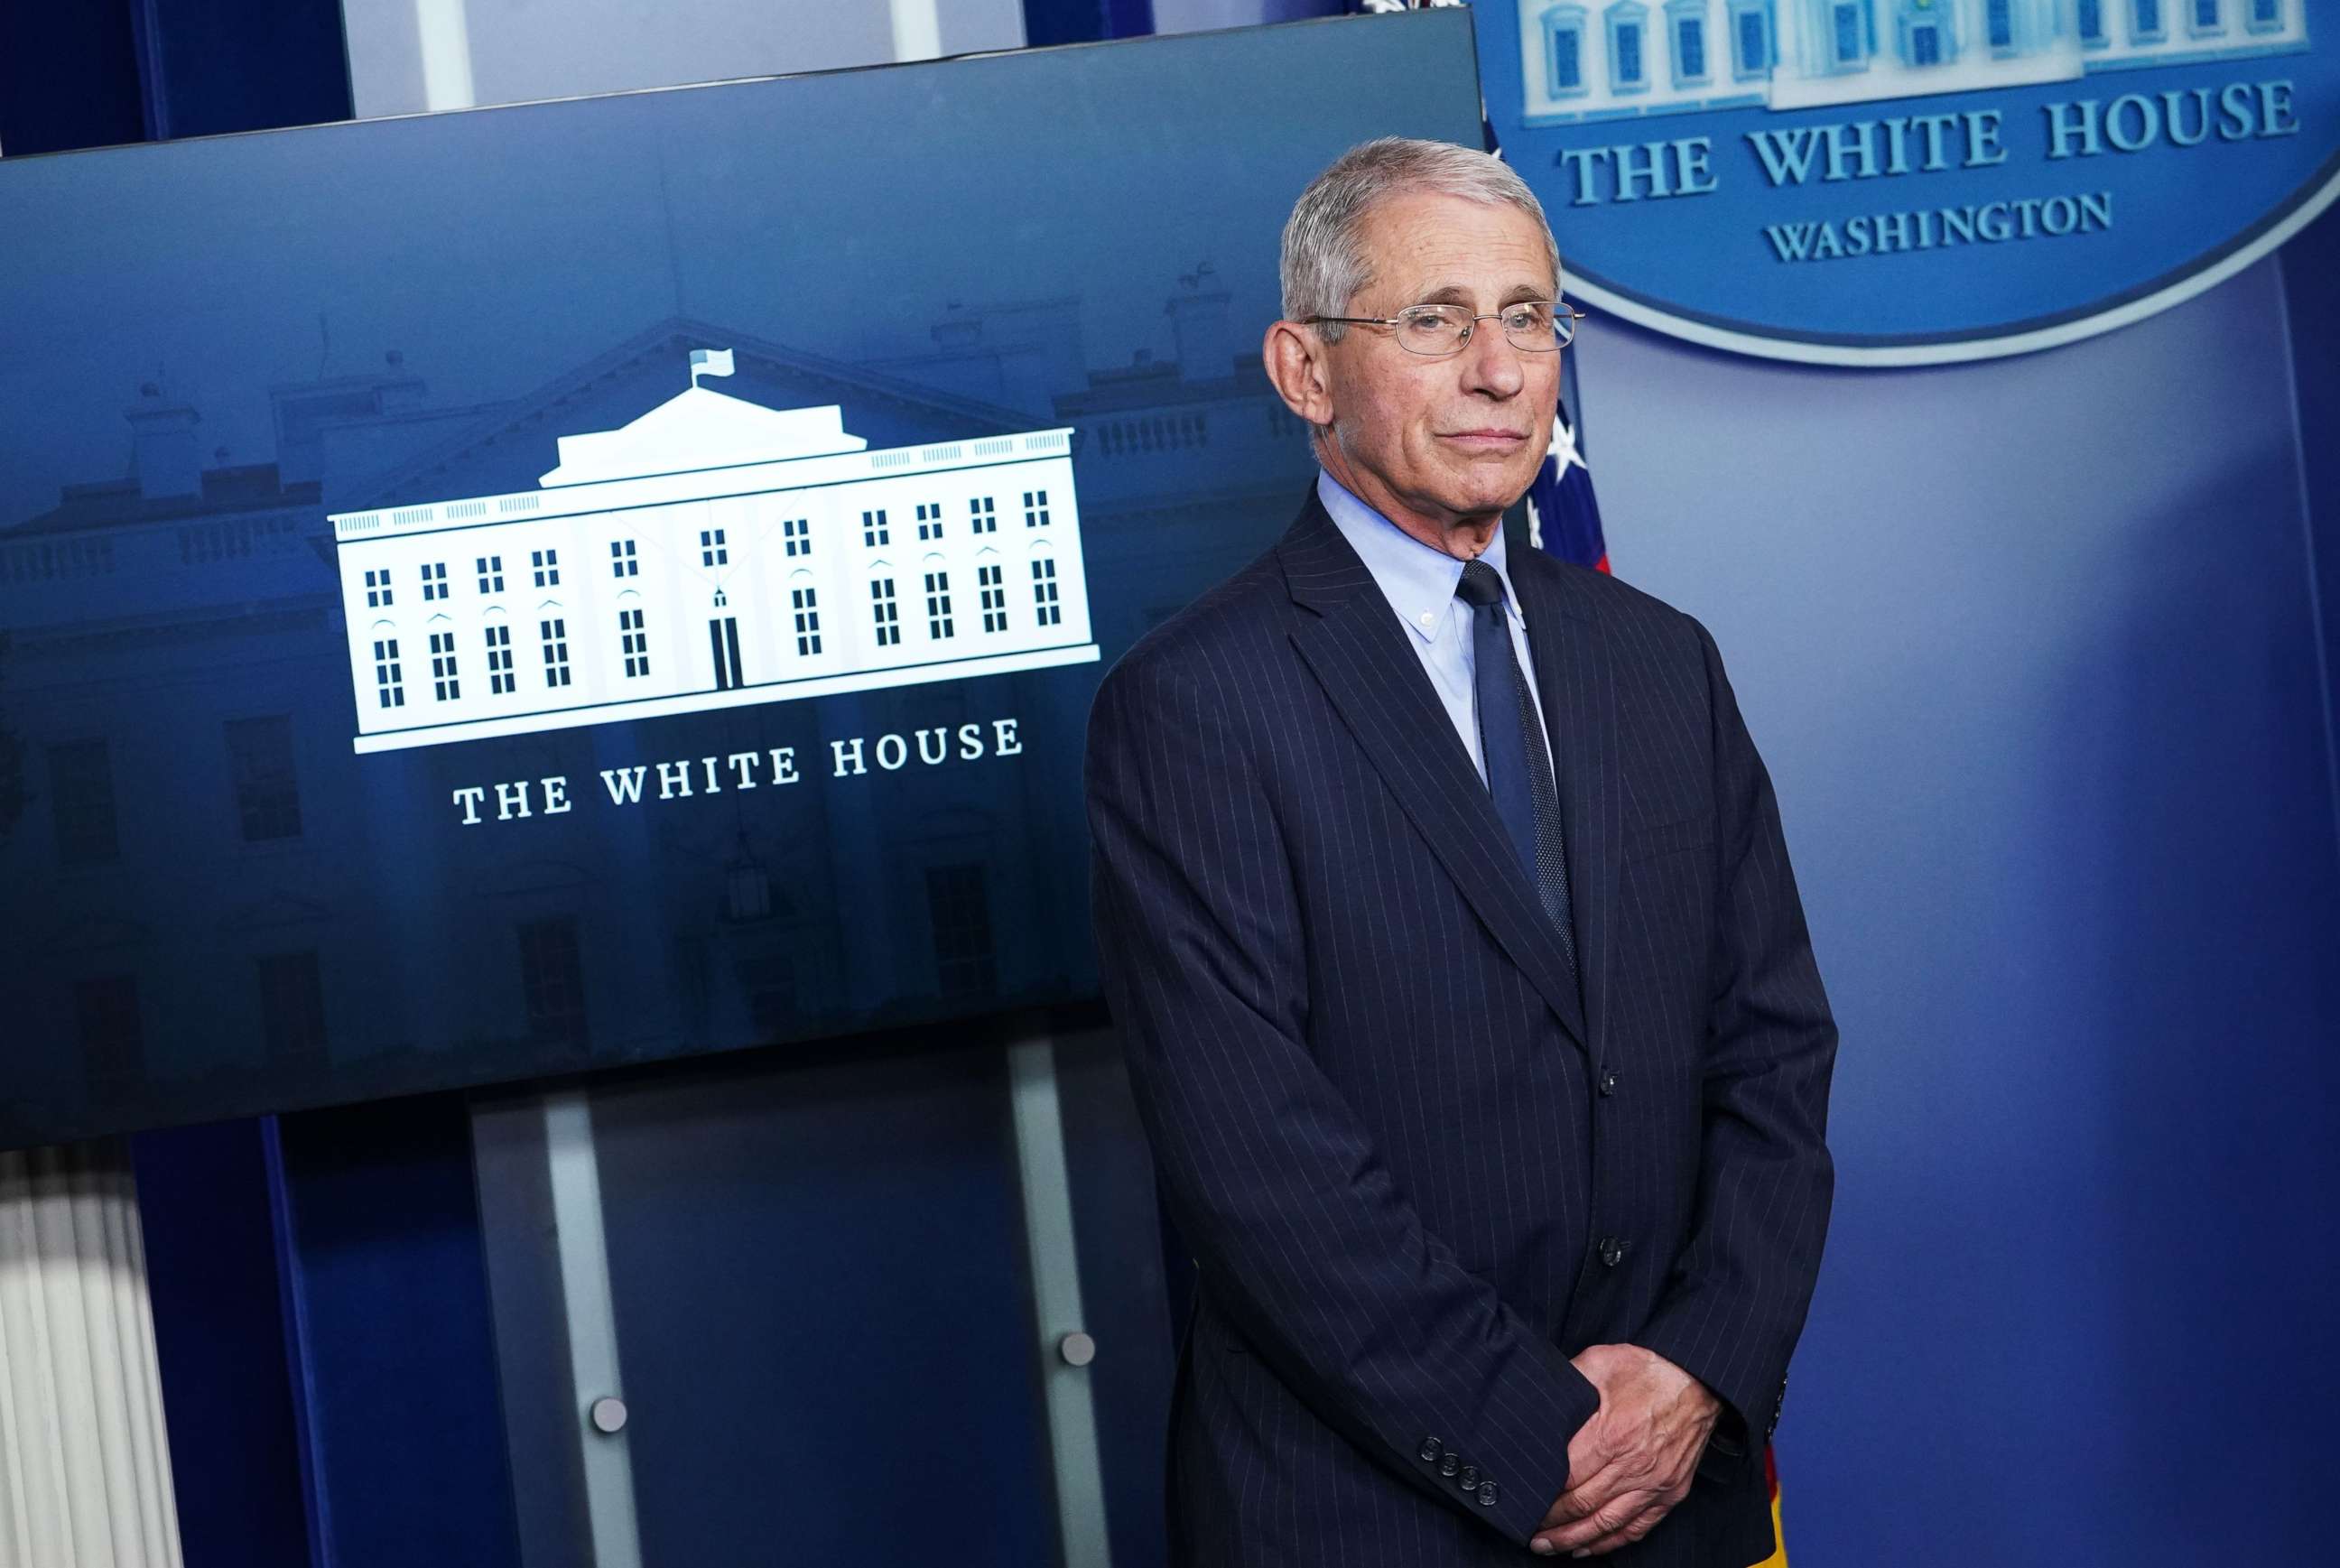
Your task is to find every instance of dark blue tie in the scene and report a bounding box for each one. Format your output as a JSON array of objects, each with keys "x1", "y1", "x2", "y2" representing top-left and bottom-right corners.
[{"x1": 1455, "y1": 560, "x2": 1577, "y2": 977}]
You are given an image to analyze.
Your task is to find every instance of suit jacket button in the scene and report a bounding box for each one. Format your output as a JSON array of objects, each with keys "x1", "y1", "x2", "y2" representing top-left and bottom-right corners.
[
  {"x1": 1477, "y1": 1480, "x2": 1500, "y2": 1508},
  {"x1": 1599, "y1": 1237, "x2": 1626, "y2": 1267},
  {"x1": 1418, "y1": 1436, "x2": 1443, "y2": 1463},
  {"x1": 1439, "y1": 1453, "x2": 1460, "y2": 1478},
  {"x1": 1598, "y1": 1066, "x2": 1617, "y2": 1096},
  {"x1": 1457, "y1": 1463, "x2": 1480, "y2": 1489}
]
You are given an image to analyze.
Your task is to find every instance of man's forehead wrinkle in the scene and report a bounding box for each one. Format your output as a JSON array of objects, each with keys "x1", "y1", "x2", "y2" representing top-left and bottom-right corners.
[
  {"x1": 1382, "y1": 273, "x2": 1559, "y2": 310},
  {"x1": 1379, "y1": 248, "x2": 1555, "y2": 304}
]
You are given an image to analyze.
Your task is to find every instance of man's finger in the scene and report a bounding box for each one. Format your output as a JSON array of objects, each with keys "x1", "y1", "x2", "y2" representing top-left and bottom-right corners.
[
  {"x1": 1537, "y1": 1468, "x2": 1616, "y2": 1527},
  {"x1": 1540, "y1": 1434, "x2": 1660, "y2": 1525},
  {"x1": 1531, "y1": 1489, "x2": 1658, "y2": 1555},
  {"x1": 1537, "y1": 1423, "x2": 1636, "y2": 1529},
  {"x1": 1555, "y1": 1499, "x2": 1672, "y2": 1558},
  {"x1": 1536, "y1": 1469, "x2": 1692, "y2": 1557},
  {"x1": 1540, "y1": 1471, "x2": 1625, "y2": 1531}
]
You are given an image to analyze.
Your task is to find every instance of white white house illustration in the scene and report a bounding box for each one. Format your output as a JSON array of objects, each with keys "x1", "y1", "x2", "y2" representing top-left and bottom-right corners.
[
  {"x1": 1519, "y1": 0, "x2": 2308, "y2": 122},
  {"x1": 332, "y1": 351, "x2": 1097, "y2": 753}
]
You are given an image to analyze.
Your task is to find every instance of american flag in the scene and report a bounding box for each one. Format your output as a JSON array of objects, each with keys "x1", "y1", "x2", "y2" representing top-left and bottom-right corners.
[{"x1": 1523, "y1": 393, "x2": 1609, "y2": 574}]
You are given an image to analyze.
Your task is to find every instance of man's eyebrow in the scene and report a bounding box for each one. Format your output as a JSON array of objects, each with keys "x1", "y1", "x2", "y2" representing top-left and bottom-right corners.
[{"x1": 1405, "y1": 281, "x2": 1557, "y2": 307}]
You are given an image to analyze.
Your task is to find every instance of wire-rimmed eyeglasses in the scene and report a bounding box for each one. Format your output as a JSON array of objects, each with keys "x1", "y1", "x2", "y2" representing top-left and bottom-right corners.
[{"x1": 1302, "y1": 300, "x2": 1585, "y2": 356}]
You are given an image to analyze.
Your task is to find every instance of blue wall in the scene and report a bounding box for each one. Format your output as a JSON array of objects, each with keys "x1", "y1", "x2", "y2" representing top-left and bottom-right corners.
[{"x1": 1579, "y1": 240, "x2": 2340, "y2": 1564}]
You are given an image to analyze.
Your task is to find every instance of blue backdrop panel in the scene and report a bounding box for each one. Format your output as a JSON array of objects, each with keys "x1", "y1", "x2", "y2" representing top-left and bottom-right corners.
[
  {"x1": 1581, "y1": 256, "x2": 2340, "y2": 1565},
  {"x1": 0, "y1": 0, "x2": 351, "y2": 156},
  {"x1": 1023, "y1": 0, "x2": 1158, "y2": 47},
  {"x1": 0, "y1": 1, "x2": 147, "y2": 155},
  {"x1": 2282, "y1": 206, "x2": 2340, "y2": 760},
  {"x1": 126, "y1": 0, "x2": 353, "y2": 141},
  {"x1": 131, "y1": 1120, "x2": 313, "y2": 1568},
  {"x1": 272, "y1": 1096, "x2": 519, "y2": 1567}
]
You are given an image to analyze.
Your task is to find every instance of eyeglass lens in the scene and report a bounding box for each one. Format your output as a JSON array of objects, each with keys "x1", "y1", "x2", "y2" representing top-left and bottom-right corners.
[{"x1": 1394, "y1": 305, "x2": 1573, "y2": 355}]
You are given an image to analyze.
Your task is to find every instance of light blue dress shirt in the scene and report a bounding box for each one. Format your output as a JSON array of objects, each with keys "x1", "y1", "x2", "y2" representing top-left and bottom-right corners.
[{"x1": 1315, "y1": 469, "x2": 1556, "y2": 787}]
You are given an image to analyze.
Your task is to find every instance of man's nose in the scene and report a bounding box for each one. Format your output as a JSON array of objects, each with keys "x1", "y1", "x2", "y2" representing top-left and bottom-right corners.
[{"x1": 1457, "y1": 319, "x2": 1526, "y2": 397}]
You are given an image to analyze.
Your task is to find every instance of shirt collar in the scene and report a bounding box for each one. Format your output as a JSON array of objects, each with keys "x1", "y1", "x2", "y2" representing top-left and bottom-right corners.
[{"x1": 1316, "y1": 469, "x2": 1524, "y2": 645}]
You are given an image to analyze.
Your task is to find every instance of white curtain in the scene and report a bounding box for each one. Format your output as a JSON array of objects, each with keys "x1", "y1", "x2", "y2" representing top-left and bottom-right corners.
[{"x1": 0, "y1": 1143, "x2": 181, "y2": 1568}]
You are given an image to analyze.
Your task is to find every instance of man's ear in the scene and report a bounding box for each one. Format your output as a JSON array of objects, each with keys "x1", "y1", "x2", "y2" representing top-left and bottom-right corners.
[{"x1": 1262, "y1": 320, "x2": 1333, "y2": 431}]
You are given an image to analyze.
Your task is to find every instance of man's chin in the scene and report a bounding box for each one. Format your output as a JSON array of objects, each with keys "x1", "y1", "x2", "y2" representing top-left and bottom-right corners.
[{"x1": 1435, "y1": 469, "x2": 1537, "y2": 519}]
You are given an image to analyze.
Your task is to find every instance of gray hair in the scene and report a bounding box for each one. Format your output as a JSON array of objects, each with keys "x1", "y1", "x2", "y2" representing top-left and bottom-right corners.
[{"x1": 1280, "y1": 136, "x2": 1562, "y2": 341}]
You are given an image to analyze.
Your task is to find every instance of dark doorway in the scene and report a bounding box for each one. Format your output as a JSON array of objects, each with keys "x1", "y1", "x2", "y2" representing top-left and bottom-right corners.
[{"x1": 709, "y1": 617, "x2": 745, "y2": 690}]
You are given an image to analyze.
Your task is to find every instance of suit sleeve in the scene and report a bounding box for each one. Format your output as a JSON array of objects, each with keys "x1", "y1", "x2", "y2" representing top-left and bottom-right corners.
[
  {"x1": 1084, "y1": 642, "x2": 1600, "y2": 1546},
  {"x1": 1634, "y1": 617, "x2": 1839, "y2": 1479}
]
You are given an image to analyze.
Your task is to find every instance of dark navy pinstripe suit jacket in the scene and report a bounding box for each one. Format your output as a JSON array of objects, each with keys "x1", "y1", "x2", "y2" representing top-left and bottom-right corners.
[{"x1": 1085, "y1": 491, "x2": 1837, "y2": 1566}]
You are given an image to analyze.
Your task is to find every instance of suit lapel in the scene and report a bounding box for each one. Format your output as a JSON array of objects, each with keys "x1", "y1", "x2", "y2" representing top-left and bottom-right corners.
[
  {"x1": 1513, "y1": 561, "x2": 1620, "y2": 1066},
  {"x1": 1279, "y1": 496, "x2": 1589, "y2": 1053}
]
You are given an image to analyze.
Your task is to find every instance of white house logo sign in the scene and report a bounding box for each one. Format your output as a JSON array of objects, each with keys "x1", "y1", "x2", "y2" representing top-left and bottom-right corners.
[
  {"x1": 330, "y1": 349, "x2": 1099, "y2": 754},
  {"x1": 1479, "y1": 0, "x2": 2337, "y2": 363}
]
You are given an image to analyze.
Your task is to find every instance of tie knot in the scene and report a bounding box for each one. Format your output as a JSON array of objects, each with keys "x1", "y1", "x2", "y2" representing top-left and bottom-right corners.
[{"x1": 1455, "y1": 559, "x2": 1505, "y2": 611}]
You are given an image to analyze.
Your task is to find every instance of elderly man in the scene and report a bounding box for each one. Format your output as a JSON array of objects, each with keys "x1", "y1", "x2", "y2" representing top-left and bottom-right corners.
[{"x1": 1083, "y1": 137, "x2": 1836, "y2": 1565}]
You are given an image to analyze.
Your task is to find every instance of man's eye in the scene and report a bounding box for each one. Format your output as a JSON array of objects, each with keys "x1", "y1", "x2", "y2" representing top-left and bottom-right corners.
[{"x1": 1503, "y1": 305, "x2": 1553, "y2": 330}]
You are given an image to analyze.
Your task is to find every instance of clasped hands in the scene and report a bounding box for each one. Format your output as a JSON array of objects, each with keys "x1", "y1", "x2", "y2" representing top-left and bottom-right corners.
[{"x1": 1529, "y1": 1343, "x2": 1721, "y2": 1559}]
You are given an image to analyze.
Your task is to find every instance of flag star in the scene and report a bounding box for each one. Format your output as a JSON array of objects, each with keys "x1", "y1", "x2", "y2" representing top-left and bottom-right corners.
[{"x1": 1548, "y1": 417, "x2": 1586, "y2": 473}]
